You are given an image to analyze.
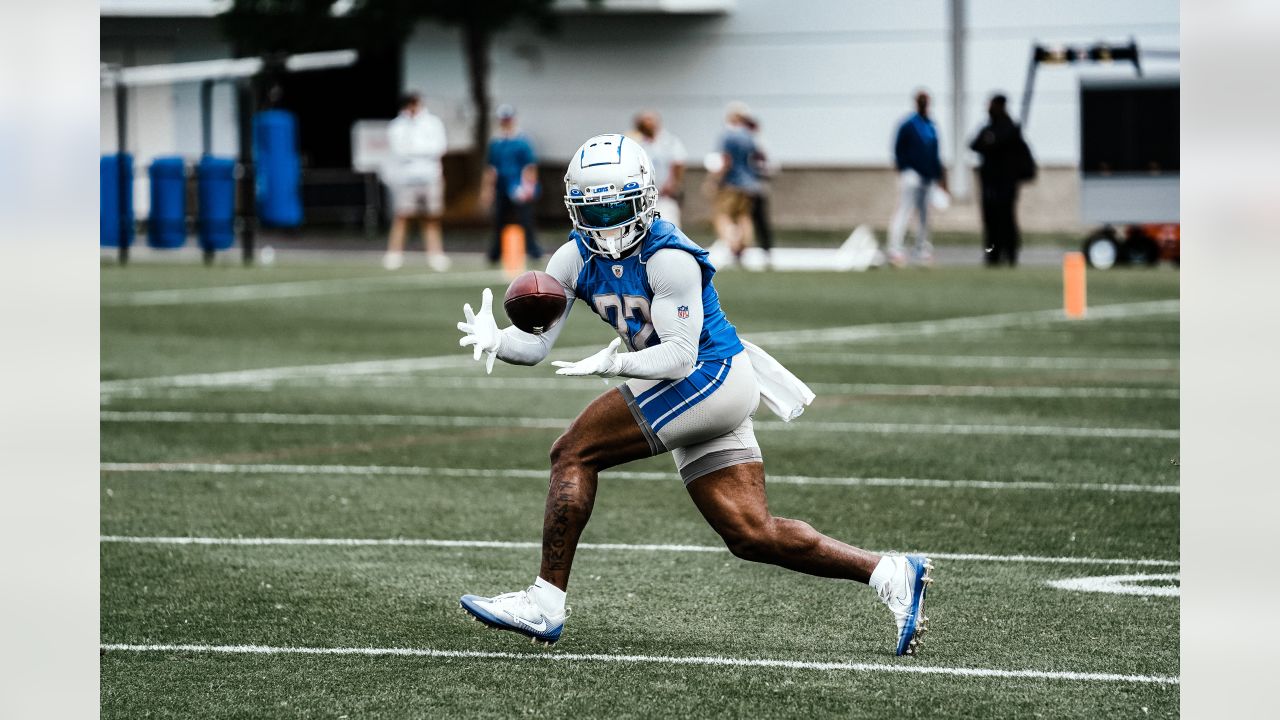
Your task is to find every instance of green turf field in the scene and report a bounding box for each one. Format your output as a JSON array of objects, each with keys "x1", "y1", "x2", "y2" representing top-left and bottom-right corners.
[{"x1": 100, "y1": 255, "x2": 1179, "y2": 718}]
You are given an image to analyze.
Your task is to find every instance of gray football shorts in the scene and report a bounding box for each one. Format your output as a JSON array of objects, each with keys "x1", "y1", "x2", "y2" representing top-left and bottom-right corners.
[
  {"x1": 391, "y1": 179, "x2": 444, "y2": 217},
  {"x1": 617, "y1": 349, "x2": 763, "y2": 485}
]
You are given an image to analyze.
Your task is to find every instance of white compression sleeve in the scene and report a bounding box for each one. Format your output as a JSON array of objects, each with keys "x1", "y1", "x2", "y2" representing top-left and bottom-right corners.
[
  {"x1": 613, "y1": 249, "x2": 703, "y2": 380},
  {"x1": 495, "y1": 241, "x2": 582, "y2": 366}
]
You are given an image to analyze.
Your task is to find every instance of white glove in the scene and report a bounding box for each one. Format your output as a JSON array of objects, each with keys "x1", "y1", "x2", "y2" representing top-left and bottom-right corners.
[
  {"x1": 457, "y1": 288, "x2": 502, "y2": 374},
  {"x1": 552, "y1": 337, "x2": 623, "y2": 380}
]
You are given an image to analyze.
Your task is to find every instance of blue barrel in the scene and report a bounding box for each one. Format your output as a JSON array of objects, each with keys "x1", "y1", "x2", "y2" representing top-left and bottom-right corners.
[
  {"x1": 253, "y1": 109, "x2": 303, "y2": 227},
  {"x1": 148, "y1": 156, "x2": 187, "y2": 248},
  {"x1": 100, "y1": 153, "x2": 134, "y2": 248},
  {"x1": 197, "y1": 156, "x2": 237, "y2": 252}
]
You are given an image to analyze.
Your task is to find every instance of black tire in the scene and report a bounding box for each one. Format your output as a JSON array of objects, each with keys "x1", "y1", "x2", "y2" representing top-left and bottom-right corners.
[
  {"x1": 1124, "y1": 235, "x2": 1160, "y2": 266},
  {"x1": 1083, "y1": 232, "x2": 1120, "y2": 270}
]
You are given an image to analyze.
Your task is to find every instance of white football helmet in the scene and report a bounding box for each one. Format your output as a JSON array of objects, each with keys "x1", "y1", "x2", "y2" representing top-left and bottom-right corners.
[{"x1": 564, "y1": 133, "x2": 658, "y2": 259}]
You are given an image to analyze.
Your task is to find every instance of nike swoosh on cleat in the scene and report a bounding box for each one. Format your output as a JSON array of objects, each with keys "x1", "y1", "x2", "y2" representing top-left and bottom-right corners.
[{"x1": 512, "y1": 616, "x2": 548, "y2": 633}]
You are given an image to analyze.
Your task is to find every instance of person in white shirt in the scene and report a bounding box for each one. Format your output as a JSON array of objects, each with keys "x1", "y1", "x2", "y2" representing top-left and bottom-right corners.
[
  {"x1": 384, "y1": 93, "x2": 450, "y2": 271},
  {"x1": 629, "y1": 110, "x2": 687, "y2": 226}
]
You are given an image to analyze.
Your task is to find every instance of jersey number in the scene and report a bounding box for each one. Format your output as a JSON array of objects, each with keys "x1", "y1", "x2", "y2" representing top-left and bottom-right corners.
[{"x1": 592, "y1": 294, "x2": 657, "y2": 350}]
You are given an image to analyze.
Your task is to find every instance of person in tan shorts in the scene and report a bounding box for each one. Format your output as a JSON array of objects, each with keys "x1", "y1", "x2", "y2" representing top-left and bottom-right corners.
[{"x1": 706, "y1": 102, "x2": 761, "y2": 262}]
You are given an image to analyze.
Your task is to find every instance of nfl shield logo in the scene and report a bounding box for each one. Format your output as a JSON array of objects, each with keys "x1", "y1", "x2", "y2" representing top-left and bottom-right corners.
[
  {"x1": 677, "y1": 305, "x2": 690, "y2": 319},
  {"x1": 612, "y1": 265, "x2": 624, "y2": 278}
]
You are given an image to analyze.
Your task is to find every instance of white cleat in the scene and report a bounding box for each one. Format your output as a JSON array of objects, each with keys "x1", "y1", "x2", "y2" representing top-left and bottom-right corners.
[
  {"x1": 876, "y1": 554, "x2": 934, "y2": 656},
  {"x1": 427, "y1": 253, "x2": 452, "y2": 273},
  {"x1": 382, "y1": 251, "x2": 404, "y2": 271},
  {"x1": 460, "y1": 588, "x2": 566, "y2": 645}
]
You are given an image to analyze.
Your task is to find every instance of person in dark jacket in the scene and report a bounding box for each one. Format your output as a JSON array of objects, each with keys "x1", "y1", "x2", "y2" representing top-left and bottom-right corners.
[{"x1": 970, "y1": 94, "x2": 1033, "y2": 266}]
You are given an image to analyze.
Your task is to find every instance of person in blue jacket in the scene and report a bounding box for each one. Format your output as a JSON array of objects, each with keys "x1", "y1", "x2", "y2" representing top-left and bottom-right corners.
[{"x1": 888, "y1": 90, "x2": 950, "y2": 267}]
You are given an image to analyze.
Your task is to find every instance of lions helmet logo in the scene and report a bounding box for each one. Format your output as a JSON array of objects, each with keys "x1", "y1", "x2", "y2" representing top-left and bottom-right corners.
[{"x1": 612, "y1": 265, "x2": 624, "y2": 278}]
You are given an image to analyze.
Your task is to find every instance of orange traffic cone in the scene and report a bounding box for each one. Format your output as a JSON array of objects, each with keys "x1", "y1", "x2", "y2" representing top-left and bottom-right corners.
[{"x1": 501, "y1": 224, "x2": 526, "y2": 280}]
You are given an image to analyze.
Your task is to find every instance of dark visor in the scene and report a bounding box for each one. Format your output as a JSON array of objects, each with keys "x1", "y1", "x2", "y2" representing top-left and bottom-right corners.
[{"x1": 578, "y1": 199, "x2": 637, "y2": 229}]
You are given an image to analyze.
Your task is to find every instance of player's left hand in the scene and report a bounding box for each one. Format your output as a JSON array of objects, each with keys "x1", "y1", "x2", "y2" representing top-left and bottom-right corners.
[{"x1": 552, "y1": 337, "x2": 623, "y2": 380}]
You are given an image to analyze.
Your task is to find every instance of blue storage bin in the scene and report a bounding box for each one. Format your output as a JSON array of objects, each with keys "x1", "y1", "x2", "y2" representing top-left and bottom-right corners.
[
  {"x1": 100, "y1": 153, "x2": 134, "y2": 248},
  {"x1": 197, "y1": 157, "x2": 237, "y2": 252},
  {"x1": 253, "y1": 110, "x2": 303, "y2": 227},
  {"x1": 148, "y1": 156, "x2": 187, "y2": 248}
]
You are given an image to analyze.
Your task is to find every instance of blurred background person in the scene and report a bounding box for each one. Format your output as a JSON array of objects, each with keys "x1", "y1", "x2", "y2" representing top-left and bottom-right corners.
[
  {"x1": 743, "y1": 112, "x2": 776, "y2": 266},
  {"x1": 887, "y1": 89, "x2": 948, "y2": 268},
  {"x1": 970, "y1": 93, "x2": 1035, "y2": 266},
  {"x1": 482, "y1": 104, "x2": 543, "y2": 264},
  {"x1": 707, "y1": 101, "x2": 761, "y2": 262},
  {"x1": 383, "y1": 92, "x2": 449, "y2": 271},
  {"x1": 629, "y1": 110, "x2": 687, "y2": 226}
]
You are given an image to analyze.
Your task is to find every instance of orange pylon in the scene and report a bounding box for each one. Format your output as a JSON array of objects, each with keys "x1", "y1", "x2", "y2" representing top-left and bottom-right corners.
[
  {"x1": 1063, "y1": 251, "x2": 1087, "y2": 319},
  {"x1": 501, "y1": 224, "x2": 526, "y2": 280}
]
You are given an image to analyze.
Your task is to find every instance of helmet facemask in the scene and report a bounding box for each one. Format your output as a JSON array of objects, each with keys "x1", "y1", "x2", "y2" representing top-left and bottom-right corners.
[
  {"x1": 564, "y1": 134, "x2": 659, "y2": 259},
  {"x1": 565, "y1": 186, "x2": 658, "y2": 258}
]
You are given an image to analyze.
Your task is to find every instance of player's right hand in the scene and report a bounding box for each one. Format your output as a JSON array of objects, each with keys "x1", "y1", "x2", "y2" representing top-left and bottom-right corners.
[{"x1": 458, "y1": 288, "x2": 502, "y2": 374}]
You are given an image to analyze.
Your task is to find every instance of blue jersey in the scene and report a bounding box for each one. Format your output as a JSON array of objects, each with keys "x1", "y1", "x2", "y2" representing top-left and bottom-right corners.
[{"x1": 570, "y1": 219, "x2": 743, "y2": 362}]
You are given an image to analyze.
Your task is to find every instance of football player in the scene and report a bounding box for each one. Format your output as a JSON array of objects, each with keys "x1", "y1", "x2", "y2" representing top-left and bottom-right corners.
[{"x1": 456, "y1": 134, "x2": 933, "y2": 655}]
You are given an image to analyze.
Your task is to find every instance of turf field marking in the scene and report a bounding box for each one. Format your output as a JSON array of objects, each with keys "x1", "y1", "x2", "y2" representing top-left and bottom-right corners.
[
  {"x1": 99, "y1": 410, "x2": 1180, "y2": 440},
  {"x1": 99, "y1": 461, "x2": 1180, "y2": 494},
  {"x1": 812, "y1": 382, "x2": 1177, "y2": 399},
  {"x1": 98, "y1": 535, "x2": 1180, "y2": 567},
  {"x1": 102, "y1": 270, "x2": 504, "y2": 307},
  {"x1": 100, "y1": 410, "x2": 566, "y2": 430},
  {"x1": 97, "y1": 643, "x2": 1179, "y2": 685},
  {"x1": 99, "y1": 299, "x2": 1177, "y2": 397},
  {"x1": 100, "y1": 356, "x2": 484, "y2": 398},
  {"x1": 1047, "y1": 573, "x2": 1181, "y2": 597},
  {"x1": 773, "y1": 353, "x2": 1177, "y2": 371},
  {"x1": 744, "y1": 299, "x2": 1178, "y2": 347},
  {"x1": 250, "y1": 375, "x2": 1180, "y2": 400}
]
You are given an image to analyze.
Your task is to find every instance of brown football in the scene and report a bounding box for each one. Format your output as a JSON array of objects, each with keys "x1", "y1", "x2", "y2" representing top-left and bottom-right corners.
[{"x1": 503, "y1": 270, "x2": 567, "y2": 334}]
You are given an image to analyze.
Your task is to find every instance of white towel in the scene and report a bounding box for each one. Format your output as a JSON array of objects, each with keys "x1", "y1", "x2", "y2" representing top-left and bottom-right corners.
[{"x1": 741, "y1": 340, "x2": 816, "y2": 422}]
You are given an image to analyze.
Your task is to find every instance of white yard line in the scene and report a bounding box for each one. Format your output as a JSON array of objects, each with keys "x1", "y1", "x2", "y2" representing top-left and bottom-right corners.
[
  {"x1": 100, "y1": 410, "x2": 567, "y2": 429},
  {"x1": 102, "y1": 270, "x2": 504, "y2": 307},
  {"x1": 743, "y1": 299, "x2": 1179, "y2": 346},
  {"x1": 97, "y1": 643, "x2": 1179, "y2": 685},
  {"x1": 99, "y1": 410, "x2": 1180, "y2": 440},
  {"x1": 808, "y1": 382, "x2": 1177, "y2": 399},
  {"x1": 99, "y1": 462, "x2": 1179, "y2": 495},
  {"x1": 98, "y1": 535, "x2": 1180, "y2": 567},
  {"x1": 241, "y1": 375, "x2": 1179, "y2": 400},
  {"x1": 99, "y1": 300, "x2": 1179, "y2": 398},
  {"x1": 100, "y1": 355, "x2": 486, "y2": 397},
  {"x1": 773, "y1": 353, "x2": 1178, "y2": 371},
  {"x1": 790, "y1": 420, "x2": 1178, "y2": 439}
]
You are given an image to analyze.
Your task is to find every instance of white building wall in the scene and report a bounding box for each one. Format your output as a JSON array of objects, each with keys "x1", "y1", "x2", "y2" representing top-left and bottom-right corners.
[
  {"x1": 99, "y1": 2, "x2": 1178, "y2": 229},
  {"x1": 403, "y1": 0, "x2": 1178, "y2": 167}
]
